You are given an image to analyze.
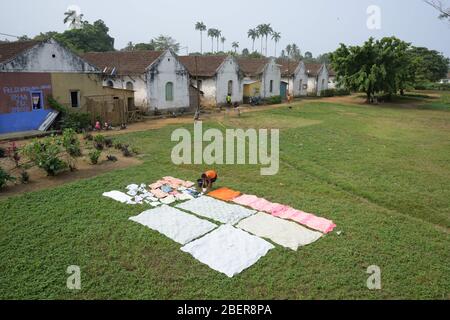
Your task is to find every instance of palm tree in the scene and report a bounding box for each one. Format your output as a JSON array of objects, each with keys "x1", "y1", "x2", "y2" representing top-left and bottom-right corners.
[
  {"x1": 64, "y1": 10, "x2": 83, "y2": 29},
  {"x1": 195, "y1": 22, "x2": 207, "y2": 54},
  {"x1": 215, "y1": 29, "x2": 222, "y2": 53},
  {"x1": 271, "y1": 31, "x2": 281, "y2": 57},
  {"x1": 286, "y1": 44, "x2": 292, "y2": 59},
  {"x1": 247, "y1": 29, "x2": 258, "y2": 52},
  {"x1": 221, "y1": 36, "x2": 226, "y2": 52},
  {"x1": 207, "y1": 28, "x2": 215, "y2": 52},
  {"x1": 232, "y1": 41, "x2": 239, "y2": 54},
  {"x1": 262, "y1": 24, "x2": 273, "y2": 56},
  {"x1": 291, "y1": 43, "x2": 300, "y2": 60},
  {"x1": 256, "y1": 25, "x2": 264, "y2": 54}
]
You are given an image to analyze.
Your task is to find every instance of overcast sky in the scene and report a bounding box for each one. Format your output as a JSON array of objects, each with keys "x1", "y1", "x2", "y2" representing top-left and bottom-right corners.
[{"x1": 1, "y1": 0, "x2": 449, "y2": 57}]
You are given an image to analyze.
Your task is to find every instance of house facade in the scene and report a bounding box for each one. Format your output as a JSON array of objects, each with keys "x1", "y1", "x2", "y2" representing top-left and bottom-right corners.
[
  {"x1": 439, "y1": 72, "x2": 450, "y2": 84},
  {"x1": 82, "y1": 50, "x2": 190, "y2": 112},
  {"x1": 280, "y1": 60, "x2": 309, "y2": 97},
  {"x1": 238, "y1": 58, "x2": 281, "y2": 100},
  {"x1": 179, "y1": 55, "x2": 242, "y2": 107},
  {"x1": 0, "y1": 39, "x2": 132, "y2": 134},
  {"x1": 305, "y1": 63, "x2": 329, "y2": 95},
  {"x1": 328, "y1": 66, "x2": 336, "y2": 89}
]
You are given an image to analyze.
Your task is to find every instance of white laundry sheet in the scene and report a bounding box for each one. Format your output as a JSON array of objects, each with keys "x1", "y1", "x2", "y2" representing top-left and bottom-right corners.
[
  {"x1": 129, "y1": 205, "x2": 217, "y2": 245},
  {"x1": 236, "y1": 213, "x2": 323, "y2": 251},
  {"x1": 181, "y1": 225, "x2": 274, "y2": 277},
  {"x1": 176, "y1": 196, "x2": 256, "y2": 225},
  {"x1": 102, "y1": 191, "x2": 136, "y2": 204}
]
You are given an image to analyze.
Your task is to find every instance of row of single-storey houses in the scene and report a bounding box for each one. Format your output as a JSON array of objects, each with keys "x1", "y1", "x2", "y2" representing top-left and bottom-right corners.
[{"x1": 0, "y1": 38, "x2": 332, "y2": 134}]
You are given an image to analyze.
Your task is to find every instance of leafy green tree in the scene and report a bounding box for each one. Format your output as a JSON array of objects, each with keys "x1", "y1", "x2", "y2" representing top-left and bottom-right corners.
[
  {"x1": 330, "y1": 37, "x2": 412, "y2": 102},
  {"x1": 54, "y1": 19, "x2": 114, "y2": 52},
  {"x1": 409, "y1": 46, "x2": 449, "y2": 82},
  {"x1": 151, "y1": 35, "x2": 180, "y2": 53}
]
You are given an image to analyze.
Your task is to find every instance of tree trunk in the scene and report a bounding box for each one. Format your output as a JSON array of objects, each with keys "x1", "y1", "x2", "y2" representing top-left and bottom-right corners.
[{"x1": 200, "y1": 31, "x2": 203, "y2": 54}]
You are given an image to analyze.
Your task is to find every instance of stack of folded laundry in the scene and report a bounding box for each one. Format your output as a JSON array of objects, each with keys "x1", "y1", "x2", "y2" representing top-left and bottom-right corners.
[{"x1": 148, "y1": 176, "x2": 200, "y2": 204}]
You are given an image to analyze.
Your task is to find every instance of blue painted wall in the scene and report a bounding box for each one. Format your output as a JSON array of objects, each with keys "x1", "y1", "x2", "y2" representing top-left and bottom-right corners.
[{"x1": 0, "y1": 109, "x2": 52, "y2": 134}]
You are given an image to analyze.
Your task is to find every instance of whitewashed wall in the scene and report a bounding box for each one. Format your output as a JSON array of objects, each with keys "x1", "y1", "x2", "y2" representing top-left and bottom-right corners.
[
  {"x1": 0, "y1": 39, "x2": 98, "y2": 73},
  {"x1": 316, "y1": 65, "x2": 329, "y2": 95},
  {"x1": 261, "y1": 59, "x2": 281, "y2": 98},
  {"x1": 146, "y1": 50, "x2": 190, "y2": 111},
  {"x1": 216, "y1": 57, "x2": 242, "y2": 104}
]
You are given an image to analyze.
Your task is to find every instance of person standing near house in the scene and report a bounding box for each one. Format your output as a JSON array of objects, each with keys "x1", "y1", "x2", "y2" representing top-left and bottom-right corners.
[{"x1": 226, "y1": 93, "x2": 232, "y2": 107}]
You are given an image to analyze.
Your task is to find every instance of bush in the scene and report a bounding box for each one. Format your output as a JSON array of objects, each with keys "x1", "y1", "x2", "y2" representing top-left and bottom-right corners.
[
  {"x1": 266, "y1": 95, "x2": 282, "y2": 105},
  {"x1": 104, "y1": 138, "x2": 113, "y2": 148},
  {"x1": 121, "y1": 145, "x2": 132, "y2": 157},
  {"x1": 20, "y1": 170, "x2": 30, "y2": 184},
  {"x1": 93, "y1": 135, "x2": 105, "y2": 150},
  {"x1": 321, "y1": 89, "x2": 335, "y2": 97},
  {"x1": 61, "y1": 112, "x2": 91, "y2": 132},
  {"x1": 335, "y1": 88, "x2": 351, "y2": 96},
  {"x1": 307, "y1": 92, "x2": 317, "y2": 97},
  {"x1": 114, "y1": 141, "x2": 123, "y2": 150},
  {"x1": 0, "y1": 166, "x2": 15, "y2": 189},
  {"x1": 83, "y1": 132, "x2": 93, "y2": 141},
  {"x1": 89, "y1": 150, "x2": 101, "y2": 164},
  {"x1": 62, "y1": 129, "x2": 82, "y2": 157},
  {"x1": 48, "y1": 97, "x2": 91, "y2": 132},
  {"x1": 0, "y1": 147, "x2": 6, "y2": 158},
  {"x1": 22, "y1": 137, "x2": 67, "y2": 176}
]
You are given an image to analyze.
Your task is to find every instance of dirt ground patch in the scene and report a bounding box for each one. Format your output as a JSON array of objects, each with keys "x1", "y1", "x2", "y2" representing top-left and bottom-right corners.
[{"x1": 0, "y1": 148, "x2": 142, "y2": 199}]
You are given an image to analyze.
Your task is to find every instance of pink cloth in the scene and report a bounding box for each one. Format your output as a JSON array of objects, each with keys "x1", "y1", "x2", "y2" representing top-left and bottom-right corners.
[
  {"x1": 233, "y1": 194, "x2": 260, "y2": 206},
  {"x1": 233, "y1": 194, "x2": 336, "y2": 234},
  {"x1": 182, "y1": 181, "x2": 195, "y2": 188},
  {"x1": 151, "y1": 188, "x2": 169, "y2": 199}
]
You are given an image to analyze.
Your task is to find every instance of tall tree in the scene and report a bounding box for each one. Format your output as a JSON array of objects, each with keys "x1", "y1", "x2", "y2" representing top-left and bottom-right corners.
[
  {"x1": 221, "y1": 36, "x2": 226, "y2": 52},
  {"x1": 247, "y1": 28, "x2": 258, "y2": 52},
  {"x1": 207, "y1": 28, "x2": 215, "y2": 52},
  {"x1": 195, "y1": 21, "x2": 207, "y2": 54},
  {"x1": 232, "y1": 41, "x2": 239, "y2": 54},
  {"x1": 330, "y1": 37, "x2": 412, "y2": 102},
  {"x1": 215, "y1": 29, "x2": 222, "y2": 53},
  {"x1": 63, "y1": 10, "x2": 83, "y2": 30},
  {"x1": 151, "y1": 35, "x2": 180, "y2": 53},
  {"x1": 256, "y1": 25, "x2": 264, "y2": 54},
  {"x1": 409, "y1": 46, "x2": 449, "y2": 82},
  {"x1": 271, "y1": 31, "x2": 281, "y2": 57}
]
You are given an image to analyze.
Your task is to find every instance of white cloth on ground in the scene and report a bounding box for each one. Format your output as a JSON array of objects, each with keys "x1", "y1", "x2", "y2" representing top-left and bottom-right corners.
[
  {"x1": 176, "y1": 196, "x2": 256, "y2": 225},
  {"x1": 129, "y1": 205, "x2": 217, "y2": 245},
  {"x1": 102, "y1": 191, "x2": 136, "y2": 204},
  {"x1": 236, "y1": 212, "x2": 323, "y2": 251},
  {"x1": 160, "y1": 195, "x2": 176, "y2": 205},
  {"x1": 181, "y1": 224, "x2": 274, "y2": 277}
]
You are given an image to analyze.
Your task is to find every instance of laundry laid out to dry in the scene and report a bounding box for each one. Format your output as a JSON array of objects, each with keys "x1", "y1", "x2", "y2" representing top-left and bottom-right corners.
[{"x1": 103, "y1": 176, "x2": 337, "y2": 277}]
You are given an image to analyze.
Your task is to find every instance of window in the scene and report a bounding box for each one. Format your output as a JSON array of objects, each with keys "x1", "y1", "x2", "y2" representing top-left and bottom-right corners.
[
  {"x1": 299, "y1": 79, "x2": 303, "y2": 91},
  {"x1": 228, "y1": 80, "x2": 233, "y2": 95},
  {"x1": 269, "y1": 80, "x2": 273, "y2": 93},
  {"x1": 106, "y1": 80, "x2": 114, "y2": 88},
  {"x1": 70, "y1": 91, "x2": 80, "y2": 108},
  {"x1": 126, "y1": 81, "x2": 134, "y2": 90},
  {"x1": 321, "y1": 79, "x2": 325, "y2": 88},
  {"x1": 165, "y1": 82, "x2": 174, "y2": 101}
]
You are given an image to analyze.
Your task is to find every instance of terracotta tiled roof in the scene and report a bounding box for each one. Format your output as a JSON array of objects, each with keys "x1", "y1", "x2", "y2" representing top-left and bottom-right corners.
[
  {"x1": 305, "y1": 63, "x2": 324, "y2": 77},
  {"x1": 81, "y1": 51, "x2": 164, "y2": 75},
  {"x1": 179, "y1": 55, "x2": 228, "y2": 77},
  {"x1": 277, "y1": 60, "x2": 300, "y2": 77},
  {"x1": 237, "y1": 58, "x2": 270, "y2": 76},
  {"x1": 0, "y1": 40, "x2": 40, "y2": 64}
]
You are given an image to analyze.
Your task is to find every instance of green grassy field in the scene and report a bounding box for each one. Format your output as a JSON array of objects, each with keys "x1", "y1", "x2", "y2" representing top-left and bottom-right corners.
[{"x1": 1, "y1": 96, "x2": 449, "y2": 299}]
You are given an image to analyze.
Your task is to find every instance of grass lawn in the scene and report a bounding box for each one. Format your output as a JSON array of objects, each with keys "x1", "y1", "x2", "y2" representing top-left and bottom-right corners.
[{"x1": 1, "y1": 96, "x2": 449, "y2": 299}]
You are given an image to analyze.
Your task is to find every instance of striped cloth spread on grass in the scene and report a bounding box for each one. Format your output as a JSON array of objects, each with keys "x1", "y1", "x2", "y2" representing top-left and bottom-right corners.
[{"x1": 233, "y1": 194, "x2": 336, "y2": 234}]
